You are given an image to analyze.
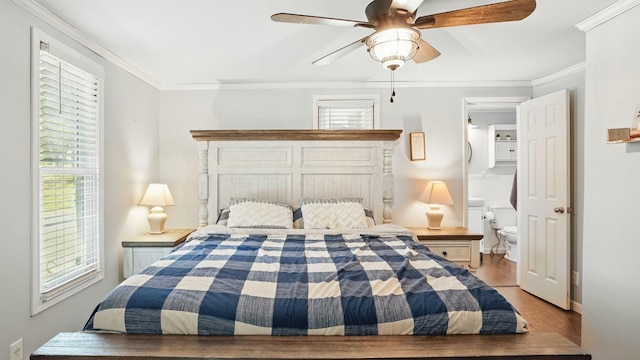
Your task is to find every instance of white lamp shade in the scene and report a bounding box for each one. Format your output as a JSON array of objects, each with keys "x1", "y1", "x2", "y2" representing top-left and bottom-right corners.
[
  {"x1": 420, "y1": 181, "x2": 454, "y2": 230},
  {"x1": 138, "y1": 183, "x2": 175, "y2": 207},
  {"x1": 420, "y1": 181, "x2": 454, "y2": 206},
  {"x1": 139, "y1": 183, "x2": 175, "y2": 234}
]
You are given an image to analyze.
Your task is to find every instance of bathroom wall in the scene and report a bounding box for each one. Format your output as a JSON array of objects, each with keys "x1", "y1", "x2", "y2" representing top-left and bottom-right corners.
[{"x1": 467, "y1": 110, "x2": 517, "y2": 253}]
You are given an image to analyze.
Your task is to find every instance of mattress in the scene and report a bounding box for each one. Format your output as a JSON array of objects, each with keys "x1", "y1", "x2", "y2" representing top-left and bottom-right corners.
[{"x1": 85, "y1": 225, "x2": 527, "y2": 335}]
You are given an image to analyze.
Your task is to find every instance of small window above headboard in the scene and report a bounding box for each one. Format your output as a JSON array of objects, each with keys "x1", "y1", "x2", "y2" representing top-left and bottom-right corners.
[{"x1": 313, "y1": 94, "x2": 381, "y2": 130}]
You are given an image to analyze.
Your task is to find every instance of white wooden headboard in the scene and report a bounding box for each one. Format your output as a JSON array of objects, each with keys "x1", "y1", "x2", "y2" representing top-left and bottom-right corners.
[{"x1": 190, "y1": 130, "x2": 402, "y2": 228}]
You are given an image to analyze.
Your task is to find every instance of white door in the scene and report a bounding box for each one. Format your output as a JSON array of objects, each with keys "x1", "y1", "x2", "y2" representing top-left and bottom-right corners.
[{"x1": 518, "y1": 89, "x2": 571, "y2": 310}]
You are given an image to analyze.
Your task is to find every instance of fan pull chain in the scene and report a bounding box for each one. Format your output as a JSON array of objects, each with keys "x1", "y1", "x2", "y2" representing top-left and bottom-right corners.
[{"x1": 390, "y1": 71, "x2": 396, "y2": 103}]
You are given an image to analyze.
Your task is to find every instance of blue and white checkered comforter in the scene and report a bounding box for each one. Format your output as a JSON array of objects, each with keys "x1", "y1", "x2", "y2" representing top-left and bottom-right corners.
[{"x1": 85, "y1": 226, "x2": 527, "y2": 335}]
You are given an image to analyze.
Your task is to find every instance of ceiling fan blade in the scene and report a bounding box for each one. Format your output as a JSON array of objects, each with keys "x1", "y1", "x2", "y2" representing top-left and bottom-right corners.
[
  {"x1": 312, "y1": 37, "x2": 368, "y2": 66},
  {"x1": 271, "y1": 13, "x2": 372, "y2": 28},
  {"x1": 412, "y1": 39, "x2": 441, "y2": 63},
  {"x1": 414, "y1": 0, "x2": 536, "y2": 29},
  {"x1": 390, "y1": 0, "x2": 424, "y2": 14}
]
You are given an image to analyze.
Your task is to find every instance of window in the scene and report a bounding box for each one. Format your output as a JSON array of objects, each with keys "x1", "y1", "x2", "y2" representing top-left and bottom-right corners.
[
  {"x1": 313, "y1": 95, "x2": 380, "y2": 130},
  {"x1": 31, "y1": 29, "x2": 104, "y2": 314}
]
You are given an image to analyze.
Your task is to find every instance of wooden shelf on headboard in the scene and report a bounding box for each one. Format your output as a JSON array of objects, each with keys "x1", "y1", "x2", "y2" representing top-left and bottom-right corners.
[{"x1": 190, "y1": 129, "x2": 403, "y2": 141}]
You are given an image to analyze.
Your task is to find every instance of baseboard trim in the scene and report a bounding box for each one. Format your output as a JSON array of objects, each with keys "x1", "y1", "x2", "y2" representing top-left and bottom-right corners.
[{"x1": 571, "y1": 300, "x2": 583, "y2": 314}]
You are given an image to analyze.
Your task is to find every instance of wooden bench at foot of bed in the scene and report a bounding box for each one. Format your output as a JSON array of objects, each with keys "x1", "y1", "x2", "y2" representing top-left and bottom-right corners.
[{"x1": 31, "y1": 332, "x2": 590, "y2": 359}]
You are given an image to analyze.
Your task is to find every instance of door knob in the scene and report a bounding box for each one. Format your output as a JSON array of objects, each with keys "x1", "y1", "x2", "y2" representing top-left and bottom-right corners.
[{"x1": 554, "y1": 207, "x2": 565, "y2": 214}]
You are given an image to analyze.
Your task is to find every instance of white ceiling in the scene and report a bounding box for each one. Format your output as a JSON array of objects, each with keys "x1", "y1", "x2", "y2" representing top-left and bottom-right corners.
[{"x1": 33, "y1": 0, "x2": 616, "y2": 87}]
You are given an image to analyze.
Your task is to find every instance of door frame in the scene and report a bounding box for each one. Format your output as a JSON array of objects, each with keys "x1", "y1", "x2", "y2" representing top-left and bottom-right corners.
[{"x1": 461, "y1": 97, "x2": 530, "y2": 220}]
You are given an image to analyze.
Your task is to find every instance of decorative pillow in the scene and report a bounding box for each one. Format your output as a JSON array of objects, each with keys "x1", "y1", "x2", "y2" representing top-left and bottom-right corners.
[
  {"x1": 293, "y1": 206, "x2": 374, "y2": 228},
  {"x1": 216, "y1": 208, "x2": 230, "y2": 226},
  {"x1": 227, "y1": 198, "x2": 293, "y2": 229},
  {"x1": 299, "y1": 198, "x2": 368, "y2": 229}
]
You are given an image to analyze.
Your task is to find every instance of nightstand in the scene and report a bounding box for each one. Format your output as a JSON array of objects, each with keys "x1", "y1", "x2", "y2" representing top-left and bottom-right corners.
[
  {"x1": 122, "y1": 228, "x2": 195, "y2": 278},
  {"x1": 409, "y1": 227, "x2": 483, "y2": 271}
]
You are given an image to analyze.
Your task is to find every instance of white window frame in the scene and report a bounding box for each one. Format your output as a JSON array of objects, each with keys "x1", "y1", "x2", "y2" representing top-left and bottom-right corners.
[
  {"x1": 313, "y1": 94, "x2": 380, "y2": 130},
  {"x1": 30, "y1": 28, "x2": 105, "y2": 315}
]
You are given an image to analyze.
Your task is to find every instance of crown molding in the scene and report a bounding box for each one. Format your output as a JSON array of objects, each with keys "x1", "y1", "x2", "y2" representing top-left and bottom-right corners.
[
  {"x1": 12, "y1": 0, "x2": 160, "y2": 88},
  {"x1": 531, "y1": 62, "x2": 586, "y2": 87},
  {"x1": 159, "y1": 80, "x2": 533, "y2": 91},
  {"x1": 576, "y1": 0, "x2": 640, "y2": 32}
]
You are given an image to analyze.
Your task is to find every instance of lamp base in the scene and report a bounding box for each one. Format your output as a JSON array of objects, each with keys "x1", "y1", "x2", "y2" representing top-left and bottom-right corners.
[
  {"x1": 425, "y1": 205, "x2": 444, "y2": 230},
  {"x1": 148, "y1": 206, "x2": 168, "y2": 234}
]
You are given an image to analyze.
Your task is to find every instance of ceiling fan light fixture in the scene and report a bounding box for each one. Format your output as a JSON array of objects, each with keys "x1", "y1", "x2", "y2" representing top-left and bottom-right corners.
[{"x1": 366, "y1": 28, "x2": 420, "y2": 71}]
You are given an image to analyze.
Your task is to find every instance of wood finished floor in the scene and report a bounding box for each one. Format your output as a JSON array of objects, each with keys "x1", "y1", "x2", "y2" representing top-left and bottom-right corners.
[
  {"x1": 474, "y1": 253, "x2": 582, "y2": 345},
  {"x1": 475, "y1": 253, "x2": 518, "y2": 287}
]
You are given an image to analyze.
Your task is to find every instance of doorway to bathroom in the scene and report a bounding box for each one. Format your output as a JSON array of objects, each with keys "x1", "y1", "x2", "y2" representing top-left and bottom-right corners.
[{"x1": 462, "y1": 97, "x2": 527, "y2": 287}]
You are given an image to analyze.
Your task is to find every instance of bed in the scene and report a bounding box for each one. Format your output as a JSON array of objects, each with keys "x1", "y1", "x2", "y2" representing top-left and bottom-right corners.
[
  {"x1": 84, "y1": 224, "x2": 527, "y2": 336},
  {"x1": 32, "y1": 130, "x2": 590, "y2": 359}
]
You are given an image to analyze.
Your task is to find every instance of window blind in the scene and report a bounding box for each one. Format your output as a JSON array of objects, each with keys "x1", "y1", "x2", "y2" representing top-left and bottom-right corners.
[
  {"x1": 317, "y1": 99, "x2": 375, "y2": 130},
  {"x1": 37, "y1": 45, "x2": 101, "y2": 296}
]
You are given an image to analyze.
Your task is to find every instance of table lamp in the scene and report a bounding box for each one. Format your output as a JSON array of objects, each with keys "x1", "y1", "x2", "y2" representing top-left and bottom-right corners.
[
  {"x1": 138, "y1": 183, "x2": 175, "y2": 234},
  {"x1": 420, "y1": 181, "x2": 454, "y2": 230}
]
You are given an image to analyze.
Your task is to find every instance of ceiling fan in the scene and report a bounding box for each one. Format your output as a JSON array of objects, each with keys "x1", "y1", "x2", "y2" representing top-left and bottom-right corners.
[{"x1": 271, "y1": 0, "x2": 536, "y2": 71}]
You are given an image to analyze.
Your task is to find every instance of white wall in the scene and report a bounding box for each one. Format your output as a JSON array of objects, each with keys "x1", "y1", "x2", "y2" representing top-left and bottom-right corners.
[
  {"x1": 0, "y1": 0, "x2": 160, "y2": 356},
  {"x1": 581, "y1": 4, "x2": 640, "y2": 359},
  {"x1": 158, "y1": 86, "x2": 532, "y2": 230}
]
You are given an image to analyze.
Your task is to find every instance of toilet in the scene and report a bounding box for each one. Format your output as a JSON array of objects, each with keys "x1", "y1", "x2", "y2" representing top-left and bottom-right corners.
[{"x1": 489, "y1": 205, "x2": 519, "y2": 262}]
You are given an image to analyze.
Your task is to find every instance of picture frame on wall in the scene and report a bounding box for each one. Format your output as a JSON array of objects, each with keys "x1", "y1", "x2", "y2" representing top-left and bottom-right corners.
[{"x1": 409, "y1": 132, "x2": 426, "y2": 161}]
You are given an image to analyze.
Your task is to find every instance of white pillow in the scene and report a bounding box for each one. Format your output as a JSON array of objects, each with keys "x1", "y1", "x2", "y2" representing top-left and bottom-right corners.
[
  {"x1": 293, "y1": 206, "x2": 375, "y2": 229},
  {"x1": 227, "y1": 200, "x2": 293, "y2": 229},
  {"x1": 300, "y1": 199, "x2": 368, "y2": 229}
]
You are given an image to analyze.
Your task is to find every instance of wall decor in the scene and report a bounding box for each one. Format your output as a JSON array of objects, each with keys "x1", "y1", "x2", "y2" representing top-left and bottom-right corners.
[
  {"x1": 410, "y1": 132, "x2": 426, "y2": 161},
  {"x1": 606, "y1": 104, "x2": 640, "y2": 143}
]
